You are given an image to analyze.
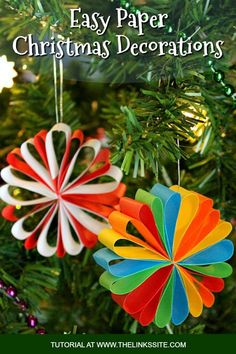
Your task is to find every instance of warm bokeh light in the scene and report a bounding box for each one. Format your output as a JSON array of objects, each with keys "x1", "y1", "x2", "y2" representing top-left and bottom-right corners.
[
  {"x1": 182, "y1": 105, "x2": 209, "y2": 140},
  {"x1": 0, "y1": 55, "x2": 17, "y2": 93}
]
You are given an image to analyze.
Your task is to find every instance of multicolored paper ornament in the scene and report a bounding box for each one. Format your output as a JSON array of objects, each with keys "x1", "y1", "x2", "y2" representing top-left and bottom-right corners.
[
  {"x1": 94, "y1": 184, "x2": 234, "y2": 327},
  {"x1": 0, "y1": 123, "x2": 125, "y2": 257}
]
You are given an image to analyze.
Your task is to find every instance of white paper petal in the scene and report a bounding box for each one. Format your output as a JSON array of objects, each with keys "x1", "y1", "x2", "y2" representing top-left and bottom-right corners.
[
  {"x1": 11, "y1": 204, "x2": 55, "y2": 240},
  {"x1": 21, "y1": 139, "x2": 54, "y2": 189},
  {"x1": 0, "y1": 184, "x2": 51, "y2": 206},
  {"x1": 61, "y1": 139, "x2": 101, "y2": 191},
  {"x1": 64, "y1": 201, "x2": 108, "y2": 235},
  {"x1": 1, "y1": 166, "x2": 56, "y2": 199},
  {"x1": 64, "y1": 165, "x2": 123, "y2": 195},
  {"x1": 37, "y1": 204, "x2": 59, "y2": 257},
  {"x1": 59, "y1": 202, "x2": 84, "y2": 255},
  {"x1": 45, "y1": 123, "x2": 71, "y2": 179}
]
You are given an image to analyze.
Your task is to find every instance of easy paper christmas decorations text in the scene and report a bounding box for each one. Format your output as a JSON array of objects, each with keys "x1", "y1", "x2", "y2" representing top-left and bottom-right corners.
[{"x1": 12, "y1": 7, "x2": 224, "y2": 60}]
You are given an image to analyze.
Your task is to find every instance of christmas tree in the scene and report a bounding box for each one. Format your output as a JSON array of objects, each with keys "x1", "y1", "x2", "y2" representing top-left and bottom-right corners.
[{"x1": 0, "y1": 0, "x2": 235, "y2": 334}]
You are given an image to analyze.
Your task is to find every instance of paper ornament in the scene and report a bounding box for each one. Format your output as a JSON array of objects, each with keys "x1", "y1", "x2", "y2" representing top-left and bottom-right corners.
[
  {"x1": 0, "y1": 123, "x2": 125, "y2": 257},
  {"x1": 93, "y1": 183, "x2": 234, "y2": 327},
  {"x1": 0, "y1": 55, "x2": 17, "y2": 92}
]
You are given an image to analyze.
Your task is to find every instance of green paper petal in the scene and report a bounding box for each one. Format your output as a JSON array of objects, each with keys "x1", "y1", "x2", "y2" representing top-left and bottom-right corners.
[
  {"x1": 100, "y1": 264, "x2": 170, "y2": 295},
  {"x1": 154, "y1": 271, "x2": 174, "y2": 328},
  {"x1": 135, "y1": 189, "x2": 167, "y2": 250},
  {"x1": 111, "y1": 264, "x2": 169, "y2": 295},
  {"x1": 183, "y1": 263, "x2": 233, "y2": 278},
  {"x1": 99, "y1": 271, "x2": 118, "y2": 291}
]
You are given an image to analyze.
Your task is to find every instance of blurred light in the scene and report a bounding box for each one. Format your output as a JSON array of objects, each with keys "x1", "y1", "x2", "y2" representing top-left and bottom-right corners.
[
  {"x1": 21, "y1": 70, "x2": 38, "y2": 83},
  {"x1": 13, "y1": 188, "x2": 21, "y2": 197},
  {"x1": 40, "y1": 20, "x2": 47, "y2": 28},
  {"x1": 182, "y1": 105, "x2": 209, "y2": 140},
  {"x1": 22, "y1": 64, "x2": 27, "y2": 70},
  {"x1": 0, "y1": 55, "x2": 17, "y2": 93},
  {"x1": 91, "y1": 100, "x2": 98, "y2": 113},
  {"x1": 16, "y1": 205, "x2": 22, "y2": 210},
  {"x1": 182, "y1": 111, "x2": 195, "y2": 119}
]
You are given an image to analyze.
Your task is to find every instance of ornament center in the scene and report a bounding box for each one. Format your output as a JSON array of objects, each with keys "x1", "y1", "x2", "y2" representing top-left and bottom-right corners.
[{"x1": 55, "y1": 189, "x2": 63, "y2": 200}]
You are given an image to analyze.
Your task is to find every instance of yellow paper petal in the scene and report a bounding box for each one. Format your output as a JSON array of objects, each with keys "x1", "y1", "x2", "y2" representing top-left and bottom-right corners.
[
  {"x1": 180, "y1": 220, "x2": 233, "y2": 260},
  {"x1": 170, "y1": 186, "x2": 199, "y2": 254},
  {"x1": 178, "y1": 266, "x2": 203, "y2": 317},
  {"x1": 98, "y1": 228, "x2": 168, "y2": 261}
]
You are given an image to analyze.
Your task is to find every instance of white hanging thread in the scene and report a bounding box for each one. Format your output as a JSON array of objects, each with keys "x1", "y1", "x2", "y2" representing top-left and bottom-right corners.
[
  {"x1": 166, "y1": 323, "x2": 174, "y2": 335},
  {"x1": 59, "y1": 59, "x2": 64, "y2": 123},
  {"x1": 53, "y1": 55, "x2": 59, "y2": 124},
  {"x1": 177, "y1": 138, "x2": 181, "y2": 186},
  {"x1": 53, "y1": 54, "x2": 64, "y2": 123},
  {"x1": 204, "y1": 0, "x2": 211, "y2": 17},
  {"x1": 185, "y1": 26, "x2": 201, "y2": 41}
]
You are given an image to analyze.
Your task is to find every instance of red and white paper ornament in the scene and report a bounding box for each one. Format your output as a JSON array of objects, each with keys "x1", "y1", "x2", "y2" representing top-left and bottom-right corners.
[{"x1": 0, "y1": 123, "x2": 125, "y2": 257}]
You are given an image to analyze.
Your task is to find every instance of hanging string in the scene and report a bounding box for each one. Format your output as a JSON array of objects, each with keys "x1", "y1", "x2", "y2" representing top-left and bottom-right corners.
[
  {"x1": 166, "y1": 323, "x2": 174, "y2": 335},
  {"x1": 185, "y1": 26, "x2": 201, "y2": 41},
  {"x1": 59, "y1": 59, "x2": 64, "y2": 123},
  {"x1": 53, "y1": 48, "x2": 64, "y2": 123},
  {"x1": 177, "y1": 138, "x2": 181, "y2": 186},
  {"x1": 53, "y1": 55, "x2": 59, "y2": 124},
  {"x1": 203, "y1": 0, "x2": 211, "y2": 17}
]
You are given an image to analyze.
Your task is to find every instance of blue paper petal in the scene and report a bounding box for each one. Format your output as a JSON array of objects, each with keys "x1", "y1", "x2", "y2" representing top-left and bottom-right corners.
[
  {"x1": 180, "y1": 240, "x2": 234, "y2": 265},
  {"x1": 93, "y1": 248, "x2": 168, "y2": 277},
  {"x1": 93, "y1": 248, "x2": 122, "y2": 271},
  {"x1": 151, "y1": 184, "x2": 181, "y2": 257},
  {"x1": 172, "y1": 268, "x2": 189, "y2": 325}
]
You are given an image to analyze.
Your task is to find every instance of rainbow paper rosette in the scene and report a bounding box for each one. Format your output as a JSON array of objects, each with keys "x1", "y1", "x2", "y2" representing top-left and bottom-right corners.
[
  {"x1": 94, "y1": 184, "x2": 234, "y2": 327},
  {"x1": 0, "y1": 123, "x2": 125, "y2": 257}
]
